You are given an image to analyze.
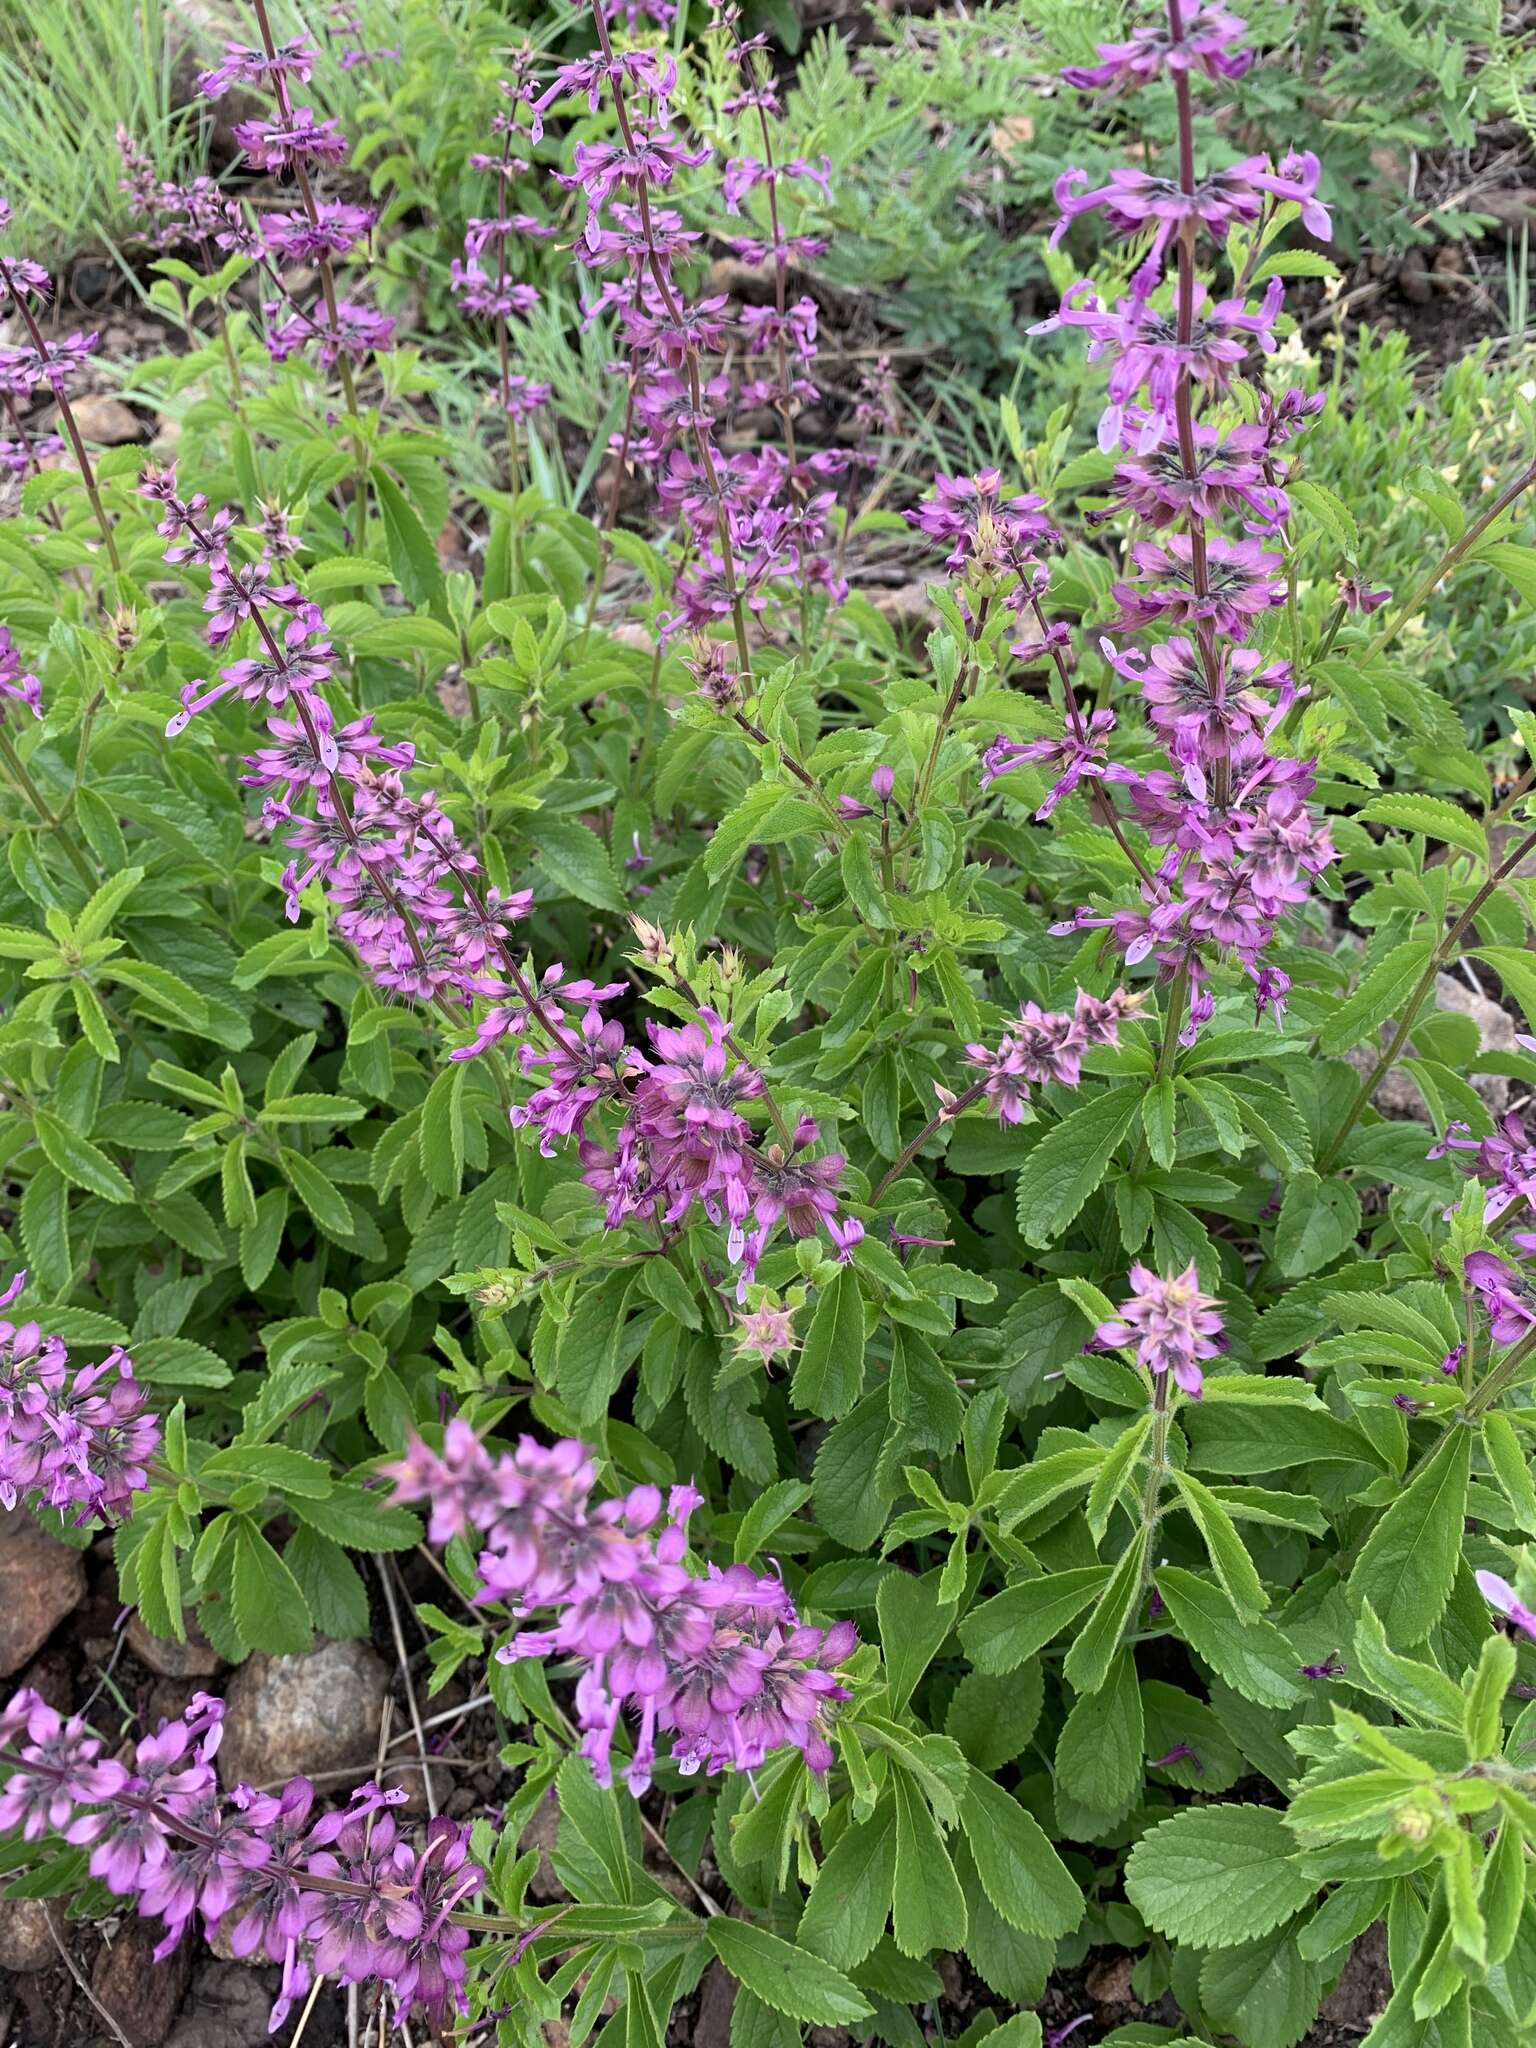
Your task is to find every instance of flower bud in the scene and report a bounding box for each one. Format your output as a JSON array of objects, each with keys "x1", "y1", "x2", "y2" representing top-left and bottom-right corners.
[{"x1": 870, "y1": 763, "x2": 895, "y2": 803}]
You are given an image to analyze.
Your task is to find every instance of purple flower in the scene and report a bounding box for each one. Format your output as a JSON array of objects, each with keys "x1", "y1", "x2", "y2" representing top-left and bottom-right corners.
[
  {"x1": 1467, "y1": 1251, "x2": 1536, "y2": 1346},
  {"x1": 1062, "y1": 5, "x2": 1254, "y2": 91},
  {"x1": 1094, "y1": 1262, "x2": 1227, "y2": 1399},
  {"x1": 1477, "y1": 1570, "x2": 1536, "y2": 1642}
]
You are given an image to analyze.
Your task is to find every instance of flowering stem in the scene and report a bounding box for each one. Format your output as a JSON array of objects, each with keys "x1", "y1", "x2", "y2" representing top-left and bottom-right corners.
[
  {"x1": 1316, "y1": 824, "x2": 1536, "y2": 1174},
  {"x1": 2, "y1": 287, "x2": 121, "y2": 574},
  {"x1": 588, "y1": 1, "x2": 755, "y2": 686},
  {"x1": 0, "y1": 727, "x2": 95, "y2": 888},
  {"x1": 870, "y1": 1077, "x2": 989, "y2": 1205},
  {"x1": 249, "y1": 0, "x2": 369, "y2": 553},
  {"x1": 1137, "y1": 1370, "x2": 1173, "y2": 1591}
]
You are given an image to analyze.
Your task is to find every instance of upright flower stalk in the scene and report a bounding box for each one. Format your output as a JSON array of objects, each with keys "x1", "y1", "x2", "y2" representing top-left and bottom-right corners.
[{"x1": 947, "y1": 0, "x2": 1337, "y2": 1061}]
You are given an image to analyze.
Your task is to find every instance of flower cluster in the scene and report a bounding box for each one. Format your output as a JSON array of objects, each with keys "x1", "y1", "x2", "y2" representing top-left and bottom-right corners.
[
  {"x1": 546, "y1": 7, "x2": 849, "y2": 639},
  {"x1": 454, "y1": 59, "x2": 552, "y2": 442},
  {"x1": 1093, "y1": 1260, "x2": 1228, "y2": 1398},
  {"x1": 931, "y1": 1, "x2": 1339, "y2": 1043},
  {"x1": 0, "y1": 1274, "x2": 157, "y2": 1520},
  {"x1": 463, "y1": 987, "x2": 859, "y2": 1291},
  {"x1": 962, "y1": 986, "x2": 1143, "y2": 1124},
  {"x1": 188, "y1": 29, "x2": 391, "y2": 374},
  {"x1": 383, "y1": 1426, "x2": 857, "y2": 1789},
  {"x1": 0, "y1": 1688, "x2": 482, "y2": 2031},
  {"x1": 0, "y1": 198, "x2": 98, "y2": 437}
]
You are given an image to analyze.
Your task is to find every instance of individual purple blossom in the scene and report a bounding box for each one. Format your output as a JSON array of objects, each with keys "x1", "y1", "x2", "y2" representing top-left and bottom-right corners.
[
  {"x1": 1062, "y1": 4, "x2": 1254, "y2": 90},
  {"x1": 1477, "y1": 1570, "x2": 1536, "y2": 1643},
  {"x1": 197, "y1": 37, "x2": 316, "y2": 98},
  {"x1": 1428, "y1": 1114, "x2": 1536, "y2": 1221},
  {"x1": 232, "y1": 107, "x2": 348, "y2": 172},
  {"x1": 0, "y1": 626, "x2": 42, "y2": 720},
  {"x1": 0, "y1": 1280, "x2": 157, "y2": 1521},
  {"x1": 964, "y1": 987, "x2": 1141, "y2": 1124},
  {"x1": 1094, "y1": 1262, "x2": 1228, "y2": 1399},
  {"x1": 1467, "y1": 1251, "x2": 1536, "y2": 1346},
  {"x1": 982, "y1": 708, "x2": 1116, "y2": 819}
]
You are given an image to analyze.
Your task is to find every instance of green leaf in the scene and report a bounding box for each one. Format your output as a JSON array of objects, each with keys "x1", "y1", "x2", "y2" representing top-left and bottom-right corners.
[
  {"x1": 1200, "y1": 1922, "x2": 1323, "y2": 2048},
  {"x1": 534, "y1": 817, "x2": 628, "y2": 914},
  {"x1": 799, "y1": 1803, "x2": 896, "y2": 1970},
  {"x1": 1465, "y1": 1633, "x2": 1517, "y2": 1759},
  {"x1": 1172, "y1": 1470, "x2": 1268, "y2": 1615},
  {"x1": 280, "y1": 1146, "x2": 354, "y2": 1237},
  {"x1": 230, "y1": 1522, "x2": 314, "y2": 1655},
  {"x1": 891, "y1": 1772, "x2": 967, "y2": 1957},
  {"x1": 993, "y1": 1448, "x2": 1104, "y2": 1533},
  {"x1": 1125, "y1": 1804, "x2": 1316, "y2": 1949},
  {"x1": 202, "y1": 1444, "x2": 334, "y2": 1498},
  {"x1": 1054, "y1": 1646, "x2": 1144, "y2": 1832},
  {"x1": 1062, "y1": 1530, "x2": 1148, "y2": 1695},
  {"x1": 33, "y1": 1109, "x2": 133, "y2": 1204},
  {"x1": 283, "y1": 1526, "x2": 370, "y2": 1638},
  {"x1": 878, "y1": 1569, "x2": 953, "y2": 1715},
  {"x1": 1471, "y1": 948, "x2": 1536, "y2": 1034},
  {"x1": 1318, "y1": 941, "x2": 1436, "y2": 1056},
  {"x1": 375, "y1": 467, "x2": 445, "y2": 609},
  {"x1": 1016, "y1": 1085, "x2": 1140, "y2": 1247},
  {"x1": 958, "y1": 1567, "x2": 1110, "y2": 1675},
  {"x1": 1156, "y1": 1567, "x2": 1303, "y2": 1707},
  {"x1": 733, "y1": 1480, "x2": 812, "y2": 1566},
  {"x1": 287, "y1": 1483, "x2": 422, "y2": 1551},
  {"x1": 1485, "y1": 1414, "x2": 1536, "y2": 1537},
  {"x1": 708, "y1": 1919, "x2": 872, "y2": 2027},
  {"x1": 1350, "y1": 1428, "x2": 1471, "y2": 1644},
  {"x1": 792, "y1": 1267, "x2": 867, "y2": 1420},
  {"x1": 1273, "y1": 1172, "x2": 1362, "y2": 1278},
  {"x1": 1352, "y1": 1602, "x2": 1465, "y2": 1729},
  {"x1": 1361, "y1": 796, "x2": 1487, "y2": 863},
  {"x1": 959, "y1": 1766, "x2": 1082, "y2": 1938},
  {"x1": 419, "y1": 1063, "x2": 467, "y2": 1199}
]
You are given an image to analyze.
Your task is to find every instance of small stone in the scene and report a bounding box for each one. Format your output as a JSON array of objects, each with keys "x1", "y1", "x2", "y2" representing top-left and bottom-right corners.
[
  {"x1": 705, "y1": 256, "x2": 776, "y2": 303},
  {"x1": 165, "y1": 1960, "x2": 298, "y2": 2048},
  {"x1": 127, "y1": 1612, "x2": 225, "y2": 1680},
  {"x1": 60, "y1": 396, "x2": 143, "y2": 446},
  {"x1": 0, "y1": 1510, "x2": 85, "y2": 1677},
  {"x1": 218, "y1": 1638, "x2": 388, "y2": 1791},
  {"x1": 1396, "y1": 256, "x2": 1433, "y2": 305},
  {"x1": 1086, "y1": 1952, "x2": 1137, "y2": 2004},
  {"x1": 0, "y1": 1898, "x2": 56, "y2": 1972},
  {"x1": 91, "y1": 1920, "x2": 191, "y2": 2046}
]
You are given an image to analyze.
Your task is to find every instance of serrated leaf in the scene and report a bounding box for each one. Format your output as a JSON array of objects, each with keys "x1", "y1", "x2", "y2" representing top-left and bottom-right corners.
[
  {"x1": 709, "y1": 1919, "x2": 871, "y2": 2026},
  {"x1": 1016, "y1": 1085, "x2": 1140, "y2": 1247},
  {"x1": 733, "y1": 1480, "x2": 812, "y2": 1566},
  {"x1": 1318, "y1": 941, "x2": 1435, "y2": 1056},
  {"x1": 1350, "y1": 1428, "x2": 1471, "y2": 1645},
  {"x1": 1156, "y1": 1567, "x2": 1303, "y2": 1707},
  {"x1": 799, "y1": 1803, "x2": 896, "y2": 1970},
  {"x1": 230, "y1": 1521, "x2": 314, "y2": 1655},
  {"x1": 1361, "y1": 795, "x2": 1487, "y2": 862},
  {"x1": 959, "y1": 1766, "x2": 1081, "y2": 1937},
  {"x1": 33, "y1": 1109, "x2": 133, "y2": 1203},
  {"x1": 891, "y1": 1772, "x2": 967, "y2": 1957},
  {"x1": 792, "y1": 1266, "x2": 867, "y2": 1420},
  {"x1": 534, "y1": 817, "x2": 628, "y2": 913},
  {"x1": 1125, "y1": 1804, "x2": 1316, "y2": 1948},
  {"x1": 958, "y1": 1567, "x2": 1110, "y2": 1675}
]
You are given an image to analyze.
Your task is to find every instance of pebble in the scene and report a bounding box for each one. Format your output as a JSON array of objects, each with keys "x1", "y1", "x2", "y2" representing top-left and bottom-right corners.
[
  {"x1": 0, "y1": 1510, "x2": 85, "y2": 1677},
  {"x1": 126, "y1": 1612, "x2": 225, "y2": 1680},
  {"x1": 218, "y1": 1638, "x2": 388, "y2": 1791},
  {"x1": 0, "y1": 1898, "x2": 56, "y2": 1973},
  {"x1": 59, "y1": 395, "x2": 143, "y2": 446},
  {"x1": 91, "y1": 1920, "x2": 191, "y2": 2046}
]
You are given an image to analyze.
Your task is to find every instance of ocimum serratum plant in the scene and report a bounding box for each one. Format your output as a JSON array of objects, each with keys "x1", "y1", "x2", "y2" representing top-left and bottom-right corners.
[{"x1": 4, "y1": 0, "x2": 1536, "y2": 2041}]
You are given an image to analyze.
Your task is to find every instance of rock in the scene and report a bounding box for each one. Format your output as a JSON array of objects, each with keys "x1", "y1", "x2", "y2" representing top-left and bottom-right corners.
[
  {"x1": 870, "y1": 580, "x2": 934, "y2": 632},
  {"x1": 1319, "y1": 1923, "x2": 1392, "y2": 2034},
  {"x1": 218, "y1": 1639, "x2": 387, "y2": 1791},
  {"x1": 164, "y1": 1961, "x2": 299, "y2": 2048},
  {"x1": 0, "y1": 1898, "x2": 56, "y2": 1972},
  {"x1": 1086, "y1": 1952, "x2": 1137, "y2": 2004},
  {"x1": 59, "y1": 396, "x2": 143, "y2": 446},
  {"x1": 127, "y1": 1612, "x2": 225, "y2": 1680},
  {"x1": 1346, "y1": 971, "x2": 1520, "y2": 1121},
  {"x1": 0, "y1": 1510, "x2": 85, "y2": 1677},
  {"x1": 381, "y1": 1756, "x2": 451, "y2": 1817},
  {"x1": 91, "y1": 1921, "x2": 191, "y2": 2046},
  {"x1": 1473, "y1": 188, "x2": 1536, "y2": 231},
  {"x1": 1396, "y1": 255, "x2": 1433, "y2": 304},
  {"x1": 706, "y1": 256, "x2": 776, "y2": 303}
]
